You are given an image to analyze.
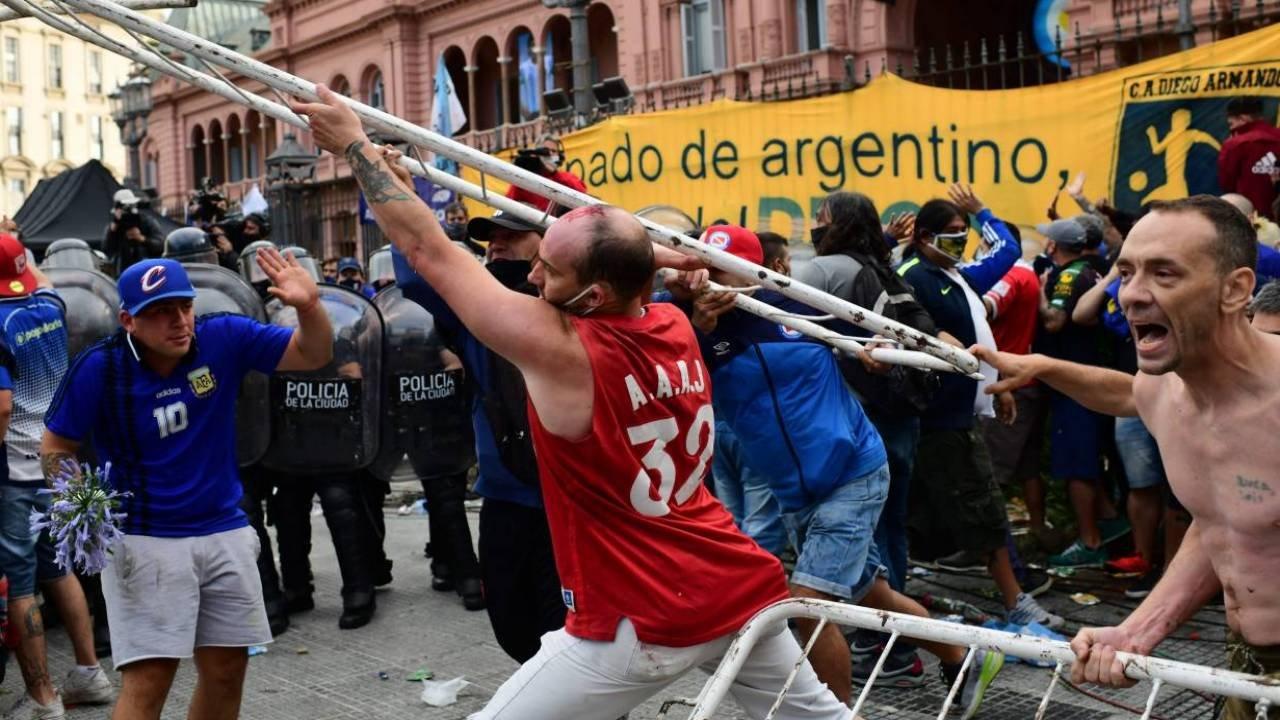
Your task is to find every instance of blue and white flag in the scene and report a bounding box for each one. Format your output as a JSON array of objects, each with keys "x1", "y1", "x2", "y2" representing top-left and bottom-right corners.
[{"x1": 430, "y1": 57, "x2": 467, "y2": 175}]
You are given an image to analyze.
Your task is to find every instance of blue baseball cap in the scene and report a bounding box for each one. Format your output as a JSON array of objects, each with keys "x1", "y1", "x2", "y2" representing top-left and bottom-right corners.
[
  {"x1": 118, "y1": 259, "x2": 197, "y2": 315},
  {"x1": 337, "y1": 256, "x2": 362, "y2": 273}
]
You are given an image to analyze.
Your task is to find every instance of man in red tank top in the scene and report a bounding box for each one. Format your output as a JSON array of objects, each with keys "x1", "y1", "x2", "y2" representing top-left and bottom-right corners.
[{"x1": 297, "y1": 86, "x2": 851, "y2": 720}]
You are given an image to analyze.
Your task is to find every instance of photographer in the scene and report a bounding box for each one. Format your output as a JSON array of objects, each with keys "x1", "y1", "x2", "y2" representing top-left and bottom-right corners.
[
  {"x1": 212, "y1": 212, "x2": 272, "y2": 270},
  {"x1": 102, "y1": 188, "x2": 163, "y2": 275},
  {"x1": 504, "y1": 135, "x2": 586, "y2": 215},
  {"x1": 187, "y1": 178, "x2": 229, "y2": 230}
]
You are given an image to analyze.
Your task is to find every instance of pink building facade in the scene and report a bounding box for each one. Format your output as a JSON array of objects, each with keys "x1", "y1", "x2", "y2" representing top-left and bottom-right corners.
[{"x1": 143, "y1": 0, "x2": 1278, "y2": 258}]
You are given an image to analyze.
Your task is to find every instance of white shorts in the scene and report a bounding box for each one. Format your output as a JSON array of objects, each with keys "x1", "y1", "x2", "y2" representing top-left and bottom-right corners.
[
  {"x1": 101, "y1": 526, "x2": 272, "y2": 668},
  {"x1": 470, "y1": 617, "x2": 848, "y2": 720}
]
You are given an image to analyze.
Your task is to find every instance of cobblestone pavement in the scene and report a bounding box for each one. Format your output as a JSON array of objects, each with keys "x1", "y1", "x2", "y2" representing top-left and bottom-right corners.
[{"x1": 22, "y1": 504, "x2": 1232, "y2": 720}]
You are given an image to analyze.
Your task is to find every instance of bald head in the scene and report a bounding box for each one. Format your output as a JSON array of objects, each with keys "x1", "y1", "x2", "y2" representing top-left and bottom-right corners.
[
  {"x1": 1221, "y1": 193, "x2": 1256, "y2": 217},
  {"x1": 557, "y1": 205, "x2": 655, "y2": 303}
]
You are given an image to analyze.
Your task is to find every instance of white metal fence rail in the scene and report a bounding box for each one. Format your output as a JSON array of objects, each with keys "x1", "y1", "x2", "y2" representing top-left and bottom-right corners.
[
  {"x1": 683, "y1": 599, "x2": 1279, "y2": 720},
  {"x1": 6, "y1": 0, "x2": 983, "y2": 377}
]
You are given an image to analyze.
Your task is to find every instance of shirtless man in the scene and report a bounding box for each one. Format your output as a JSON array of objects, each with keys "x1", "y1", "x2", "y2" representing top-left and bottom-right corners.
[
  {"x1": 973, "y1": 195, "x2": 1280, "y2": 719},
  {"x1": 296, "y1": 86, "x2": 851, "y2": 720}
]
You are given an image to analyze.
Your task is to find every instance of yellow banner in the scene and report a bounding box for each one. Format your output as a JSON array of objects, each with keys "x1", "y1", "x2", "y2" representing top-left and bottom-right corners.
[{"x1": 466, "y1": 23, "x2": 1280, "y2": 243}]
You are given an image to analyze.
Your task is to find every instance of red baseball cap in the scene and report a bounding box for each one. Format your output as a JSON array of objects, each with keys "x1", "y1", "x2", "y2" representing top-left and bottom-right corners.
[
  {"x1": 701, "y1": 225, "x2": 763, "y2": 266},
  {"x1": 0, "y1": 234, "x2": 36, "y2": 298}
]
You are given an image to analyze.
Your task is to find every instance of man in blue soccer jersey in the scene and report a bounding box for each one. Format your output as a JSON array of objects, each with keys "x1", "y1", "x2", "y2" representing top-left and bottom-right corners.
[
  {"x1": 40, "y1": 249, "x2": 332, "y2": 720},
  {"x1": 0, "y1": 234, "x2": 113, "y2": 720}
]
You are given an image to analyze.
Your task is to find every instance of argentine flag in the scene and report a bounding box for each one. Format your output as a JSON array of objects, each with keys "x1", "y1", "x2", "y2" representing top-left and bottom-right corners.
[{"x1": 430, "y1": 57, "x2": 467, "y2": 175}]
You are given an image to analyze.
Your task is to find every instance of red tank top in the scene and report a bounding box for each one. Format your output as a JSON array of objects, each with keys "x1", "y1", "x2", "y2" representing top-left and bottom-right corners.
[{"x1": 528, "y1": 303, "x2": 790, "y2": 647}]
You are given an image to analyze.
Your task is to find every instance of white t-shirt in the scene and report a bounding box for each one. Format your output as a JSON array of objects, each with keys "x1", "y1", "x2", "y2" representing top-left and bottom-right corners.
[{"x1": 942, "y1": 268, "x2": 998, "y2": 418}]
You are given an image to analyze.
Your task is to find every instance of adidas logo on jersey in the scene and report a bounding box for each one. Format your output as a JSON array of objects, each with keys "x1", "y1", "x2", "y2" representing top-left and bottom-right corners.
[{"x1": 1252, "y1": 151, "x2": 1277, "y2": 176}]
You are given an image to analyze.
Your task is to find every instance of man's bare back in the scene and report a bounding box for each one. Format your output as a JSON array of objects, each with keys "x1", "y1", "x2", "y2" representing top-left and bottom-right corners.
[{"x1": 1135, "y1": 354, "x2": 1280, "y2": 644}]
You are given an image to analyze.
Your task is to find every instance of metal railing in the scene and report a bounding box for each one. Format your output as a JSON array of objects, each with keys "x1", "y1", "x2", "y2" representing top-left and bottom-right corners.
[{"x1": 679, "y1": 599, "x2": 1280, "y2": 720}]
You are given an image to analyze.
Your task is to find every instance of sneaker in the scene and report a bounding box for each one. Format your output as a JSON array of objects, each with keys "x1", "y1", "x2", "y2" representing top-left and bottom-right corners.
[
  {"x1": 3, "y1": 694, "x2": 65, "y2": 720},
  {"x1": 1048, "y1": 540, "x2": 1106, "y2": 569},
  {"x1": 1125, "y1": 570, "x2": 1160, "y2": 599},
  {"x1": 944, "y1": 649, "x2": 1005, "y2": 720},
  {"x1": 852, "y1": 647, "x2": 925, "y2": 688},
  {"x1": 61, "y1": 666, "x2": 114, "y2": 706},
  {"x1": 850, "y1": 629, "x2": 885, "y2": 661},
  {"x1": 1099, "y1": 517, "x2": 1132, "y2": 545},
  {"x1": 1106, "y1": 553, "x2": 1151, "y2": 576},
  {"x1": 935, "y1": 549, "x2": 988, "y2": 573},
  {"x1": 1007, "y1": 593, "x2": 1064, "y2": 630}
]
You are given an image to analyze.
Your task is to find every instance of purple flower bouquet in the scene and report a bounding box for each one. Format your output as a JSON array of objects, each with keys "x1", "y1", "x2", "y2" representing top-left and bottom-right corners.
[{"x1": 29, "y1": 462, "x2": 129, "y2": 575}]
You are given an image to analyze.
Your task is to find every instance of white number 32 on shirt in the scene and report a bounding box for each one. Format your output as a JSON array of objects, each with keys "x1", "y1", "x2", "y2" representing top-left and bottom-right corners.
[{"x1": 626, "y1": 404, "x2": 715, "y2": 517}]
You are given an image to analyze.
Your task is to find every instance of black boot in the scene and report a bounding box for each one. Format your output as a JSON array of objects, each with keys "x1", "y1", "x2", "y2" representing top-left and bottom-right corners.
[
  {"x1": 320, "y1": 475, "x2": 379, "y2": 630},
  {"x1": 265, "y1": 597, "x2": 290, "y2": 636},
  {"x1": 284, "y1": 588, "x2": 315, "y2": 614},
  {"x1": 339, "y1": 587, "x2": 376, "y2": 630},
  {"x1": 430, "y1": 556, "x2": 454, "y2": 592},
  {"x1": 457, "y1": 578, "x2": 485, "y2": 612}
]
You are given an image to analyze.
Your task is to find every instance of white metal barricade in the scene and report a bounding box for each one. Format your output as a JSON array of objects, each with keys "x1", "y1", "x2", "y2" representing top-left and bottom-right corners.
[
  {"x1": 682, "y1": 599, "x2": 1279, "y2": 720},
  {"x1": 4, "y1": 0, "x2": 983, "y2": 377}
]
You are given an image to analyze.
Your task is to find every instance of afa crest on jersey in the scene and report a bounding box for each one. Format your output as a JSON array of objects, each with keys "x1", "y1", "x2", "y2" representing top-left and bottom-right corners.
[
  {"x1": 777, "y1": 324, "x2": 803, "y2": 340},
  {"x1": 187, "y1": 365, "x2": 216, "y2": 398}
]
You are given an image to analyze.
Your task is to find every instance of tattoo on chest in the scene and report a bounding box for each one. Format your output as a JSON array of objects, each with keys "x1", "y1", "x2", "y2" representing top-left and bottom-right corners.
[{"x1": 1237, "y1": 476, "x2": 1275, "y2": 504}]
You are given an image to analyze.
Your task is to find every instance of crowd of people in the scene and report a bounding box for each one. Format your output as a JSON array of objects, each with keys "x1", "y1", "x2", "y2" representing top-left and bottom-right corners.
[{"x1": 0, "y1": 86, "x2": 1269, "y2": 720}]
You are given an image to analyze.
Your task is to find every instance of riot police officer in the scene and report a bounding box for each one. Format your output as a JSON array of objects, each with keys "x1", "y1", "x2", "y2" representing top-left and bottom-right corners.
[
  {"x1": 245, "y1": 244, "x2": 388, "y2": 630},
  {"x1": 368, "y1": 245, "x2": 482, "y2": 611}
]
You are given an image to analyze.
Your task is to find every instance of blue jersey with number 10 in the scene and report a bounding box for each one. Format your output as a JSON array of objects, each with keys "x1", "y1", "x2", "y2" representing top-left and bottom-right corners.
[{"x1": 44, "y1": 314, "x2": 292, "y2": 538}]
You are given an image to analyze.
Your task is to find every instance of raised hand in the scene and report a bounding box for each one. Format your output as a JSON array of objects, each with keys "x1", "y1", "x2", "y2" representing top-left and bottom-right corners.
[
  {"x1": 1066, "y1": 171, "x2": 1087, "y2": 199},
  {"x1": 884, "y1": 212, "x2": 916, "y2": 241},
  {"x1": 256, "y1": 246, "x2": 320, "y2": 310},
  {"x1": 289, "y1": 84, "x2": 367, "y2": 156},
  {"x1": 378, "y1": 145, "x2": 415, "y2": 186},
  {"x1": 947, "y1": 183, "x2": 986, "y2": 216}
]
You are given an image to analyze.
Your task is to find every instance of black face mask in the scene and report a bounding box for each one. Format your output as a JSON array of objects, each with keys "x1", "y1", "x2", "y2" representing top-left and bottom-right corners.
[
  {"x1": 487, "y1": 259, "x2": 537, "y2": 295},
  {"x1": 444, "y1": 223, "x2": 467, "y2": 243},
  {"x1": 339, "y1": 277, "x2": 361, "y2": 290},
  {"x1": 810, "y1": 225, "x2": 829, "y2": 252}
]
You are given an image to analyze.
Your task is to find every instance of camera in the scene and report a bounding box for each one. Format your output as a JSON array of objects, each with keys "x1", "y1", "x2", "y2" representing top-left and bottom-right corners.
[
  {"x1": 514, "y1": 147, "x2": 555, "y2": 177},
  {"x1": 112, "y1": 189, "x2": 148, "y2": 233},
  {"x1": 190, "y1": 177, "x2": 227, "y2": 225}
]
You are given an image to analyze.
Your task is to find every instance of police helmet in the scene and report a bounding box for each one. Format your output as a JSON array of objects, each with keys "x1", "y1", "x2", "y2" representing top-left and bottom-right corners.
[
  {"x1": 163, "y1": 226, "x2": 218, "y2": 265},
  {"x1": 41, "y1": 238, "x2": 97, "y2": 271},
  {"x1": 278, "y1": 245, "x2": 321, "y2": 282},
  {"x1": 367, "y1": 244, "x2": 394, "y2": 290}
]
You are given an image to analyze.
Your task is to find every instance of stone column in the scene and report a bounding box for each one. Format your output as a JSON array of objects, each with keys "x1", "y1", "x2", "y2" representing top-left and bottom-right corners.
[
  {"x1": 498, "y1": 55, "x2": 513, "y2": 126},
  {"x1": 533, "y1": 45, "x2": 546, "y2": 116},
  {"x1": 464, "y1": 65, "x2": 477, "y2": 134}
]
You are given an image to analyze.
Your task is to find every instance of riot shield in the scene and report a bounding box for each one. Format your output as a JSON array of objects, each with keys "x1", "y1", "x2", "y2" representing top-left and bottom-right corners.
[
  {"x1": 41, "y1": 239, "x2": 99, "y2": 272},
  {"x1": 261, "y1": 284, "x2": 383, "y2": 475},
  {"x1": 42, "y1": 267, "x2": 119, "y2": 358},
  {"x1": 367, "y1": 286, "x2": 473, "y2": 484}
]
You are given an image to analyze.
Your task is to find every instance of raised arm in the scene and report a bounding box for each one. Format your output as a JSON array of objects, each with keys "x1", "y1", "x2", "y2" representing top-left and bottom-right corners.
[
  {"x1": 971, "y1": 345, "x2": 1138, "y2": 417},
  {"x1": 256, "y1": 247, "x2": 334, "y2": 372},
  {"x1": 1071, "y1": 267, "x2": 1118, "y2": 327},
  {"x1": 292, "y1": 86, "x2": 573, "y2": 373}
]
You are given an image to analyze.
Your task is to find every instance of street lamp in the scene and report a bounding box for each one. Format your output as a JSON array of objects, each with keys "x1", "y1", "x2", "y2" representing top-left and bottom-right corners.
[
  {"x1": 265, "y1": 133, "x2": 319, "y2": 250},
  {"x1": 109, "y1": 69, "x2": 152, "y2": 188}
]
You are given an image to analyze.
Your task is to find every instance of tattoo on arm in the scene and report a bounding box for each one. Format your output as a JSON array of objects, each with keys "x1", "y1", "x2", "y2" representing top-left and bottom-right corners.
[
  {"x1": 344, "y1": 141, "x2": 413, "y2": 205},
  {"x1": 40, "y1": 452, "x2": 79, "y2": 487}
]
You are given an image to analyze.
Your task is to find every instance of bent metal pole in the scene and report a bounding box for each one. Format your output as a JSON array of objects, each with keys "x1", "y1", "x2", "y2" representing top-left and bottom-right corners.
[
  {"x1": 0, "y1": 0, "x2": 189, "y2": 22},
  {"x1": 47, "y1": 0, "x2": 981, "y2": 376},
  {"x1": 6, "y1": 0, "x2": 965, "y2": 377}
]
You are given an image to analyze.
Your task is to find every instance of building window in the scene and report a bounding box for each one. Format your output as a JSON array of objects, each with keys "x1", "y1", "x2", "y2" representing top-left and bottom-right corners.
[
  {"x1": 6, "y1": 108, "x2": 20, "y2": 156},
  {"x1": 50, "y1": 111, "x2": 63, "y2": 158},
  {"x1": 681, "y1": 0, "x2": 726, "y2": 77},
  {"x1": 8, "y1": 178, "x2": 25, "y2": 210},
  {"x1": 47, "y1": 44, "x2": 62, "y2": 89},
  {"x1": 3, "y1": 37, "x2": 18, "y2": 84},
  {"x1": 90, "y1": 115, "x2": 103, "y2": 160},
  {"x1": 367, "y1": 71, "x2": 385, "y2": 110},
  {"x1": 796, "y1": 0, "x2": 827, "y2": 51},
  {"x1": 145, "y1": 155, "x2": 157, "y2": 188},
  {"x1": 88, "y1": 51, "x2": 103, "y2": 95}
]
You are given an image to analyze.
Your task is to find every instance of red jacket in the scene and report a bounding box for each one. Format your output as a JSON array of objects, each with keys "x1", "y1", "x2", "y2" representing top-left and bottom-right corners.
[
  {"x1": 1218, "y1": 120, "x2": 1280, "y2": 219},
  {"x1": 505, "y1": 169, "x2": 588, "y2": 212}
]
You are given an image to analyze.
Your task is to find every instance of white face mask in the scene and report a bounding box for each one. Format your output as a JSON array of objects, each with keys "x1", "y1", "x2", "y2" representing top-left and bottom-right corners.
[
  {"x1": 555, "y1": 283, "x2": 598, "y2": 316},
  {"x1": 541, "y1": 154, "x2": 561, "y2": 173}
]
